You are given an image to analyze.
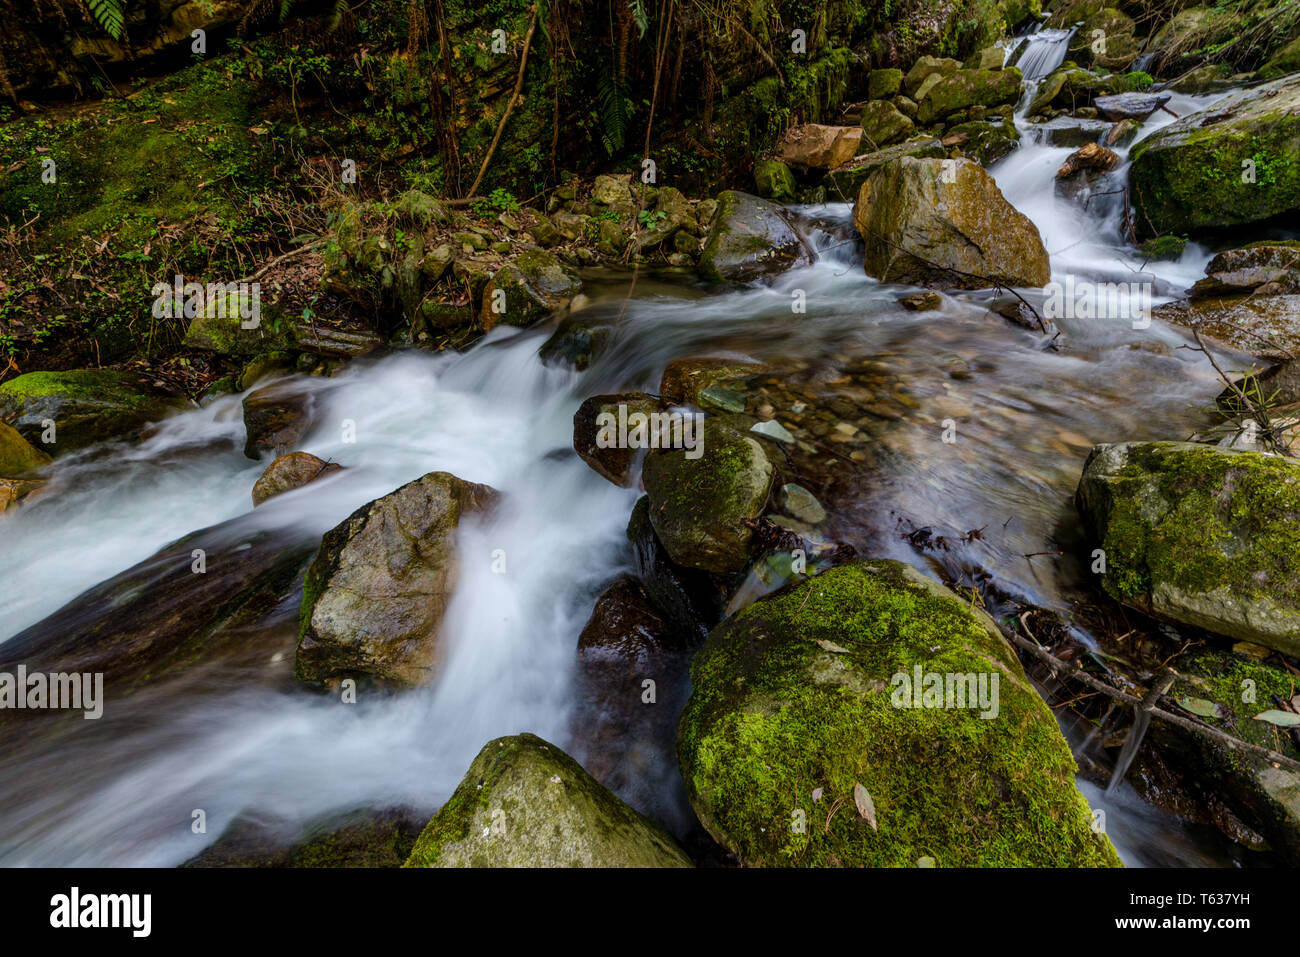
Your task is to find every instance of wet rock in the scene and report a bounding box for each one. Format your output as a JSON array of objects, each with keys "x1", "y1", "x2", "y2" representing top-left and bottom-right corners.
[
  {"x1": 291, "y1": 321, "x2": 384, "y2": 358},
  {"x1": 0, "y1": 369, "x2": 189, "y2": 455},
  {"x1": 859, "y1": 100, "x2": 914, "y2": 148},
  {"x1": 573, "y1": 392, "x2": 662, "y2": 486},
  {"x1": 777, "y1": 482, "x2": 825, "y2": 523},
  {"x1": 659, "y1": 356, "x2": 763, "y2": 409},
  {"x1": 776, "y1": 123, "x2": 863, "y2": 169},
  {"x1": 0, "y1": 419, "x2": 51, "y2": 475},
  {"x1": 915, "y1": 68, "x2": 1022, "y2": 125},
  {"x1": 570, "y1": 575, "x2": 693, "y2": 806},
  {"x1": 1192, "y1": 242, "x2": 1300, "y2": 298},
  {"x1": 184, "y1": 806, "x2": 423, "y2": 868},
  {"x1": 403, "y1": 733, "x2": 692, "y2": 867},
  {"x1": 697, "y1": 191, "x2": 813, "y2": 283},
  {"x1": 1153, "y1": 295, "x2": 1300, "y2": 360},
  {"x1": 822, "y1": 137, "x2": 945, "y2": 202},
  {"x1": 538, "y1": 308, "x2": 617, "y2": 370},
  {"x1": 1093, "y1": 92, "x2": 1170, "y2": 122},
  {"x1": 480, "y1": 249, "x2": 582, "y2": 331},
  {"x1": 944, "y1": 119, "x2": 1020, "y2": 166},
  {"x1": 1129, "y1": 77, "x2": 1300, "y2": 238},
  {"x1": 899, "y1": 291, "x2": 943, "y2": 311},
  {"x1": 296, "y1": 471, "x2": 498, "y2": 688},
  {"x1": 1027, "y1": 67, "x2": 1152, "y2": 116},
  {"x1": 242, "y1": 379, "x2": 318, "y2": 460},
  {"x1": 1077, "y1": 441, "x2": 1300, "y2": 657},
  {"x1": 853, "y1": 157, "x2": 1051, "y2": 289},
  {"x1": 677, "y1": 560, "x2": 1122, "y2": 867},
  {"x1": 626, "y1": 495, "x2": 718, "y2": 641},
  {"x1": 1050, "y1": 2, "x2": 1139, "y2": 71},
  {"x1": 251, "y1": 452, "x2": 344, "y2": 507},
  {"x1": 642, "y1": 423, "x2": 774, "y2": 573},
  {"x1": 0, "y1": 477, "x2": 45, "y2": 513}
]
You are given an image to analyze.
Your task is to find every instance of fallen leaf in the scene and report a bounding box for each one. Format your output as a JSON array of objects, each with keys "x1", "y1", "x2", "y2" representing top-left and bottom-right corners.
[
  {"x1": 1232, "y1": 641, "x2": 1272, "y2": 660},
  {"x1": 816, "y1": 639, "x2": 851, "y2": 654},
  {"x1": 1175, "y1": 696, "x2": 1221, "y2": 719},
  {"x1": 917, "y1": 856, "x2": 936, "y2": 868},
  {"x1": 811, "y1": 787, "x2": 823, "y2": 802},
  {"x1": 853, "y1": 782, "x2": 877, "y2": 830},
  {"x1": 1252, "y1": 709, "x2": 1300, "y2": 728}
]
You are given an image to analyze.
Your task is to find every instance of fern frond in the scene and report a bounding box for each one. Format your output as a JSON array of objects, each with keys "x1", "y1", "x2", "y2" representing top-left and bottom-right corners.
[{"x1": 86, "y1": 0, "x2": 125, "y2": 39}]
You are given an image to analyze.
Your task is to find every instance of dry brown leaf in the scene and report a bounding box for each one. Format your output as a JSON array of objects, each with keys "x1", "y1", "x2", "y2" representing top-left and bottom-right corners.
[{"x1": 854, "y1": 782, "x2": 877, "y2": 830}]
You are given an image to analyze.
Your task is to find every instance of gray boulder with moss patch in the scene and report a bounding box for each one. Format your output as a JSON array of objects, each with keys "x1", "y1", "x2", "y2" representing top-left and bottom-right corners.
[
  {"x1": 677, "y1": 559, "x2": 1121, "y2": 867},
  {"x1": 915, "y1": 67, "x2": 1022, "y2": 125},
  {"x1": 1076, "y1": 441, "x2": 1300, "y2": 656},
  {"x1": 403, "y1": 733, "x2": 692, "y2": 867},
  {"x1": 0, "y1": 370, "x2": 190, "y2": 454},
  {"x1": 697, "y1": 191, "x2": 813, "y2": 283},
  {"x1": 296, "y1": 471, "x2": 498, "y2": 687},
  {"x1": 641, "y1": 422, "x2": 773, "y2": 573}
]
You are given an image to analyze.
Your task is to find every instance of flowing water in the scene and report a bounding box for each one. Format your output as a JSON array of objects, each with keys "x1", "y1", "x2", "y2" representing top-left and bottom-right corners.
[{"x1": 0, "y1": 84, "x2": 1266, "y2": 868}]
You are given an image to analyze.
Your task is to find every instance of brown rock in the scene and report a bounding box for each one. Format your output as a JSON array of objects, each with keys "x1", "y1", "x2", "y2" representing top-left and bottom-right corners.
[
  {"x1": 251, "y1": 452, "x2": 344, "y2": 507},
  {"x1": 776, "y1": 124, "x2": 864, "y2": 170}
]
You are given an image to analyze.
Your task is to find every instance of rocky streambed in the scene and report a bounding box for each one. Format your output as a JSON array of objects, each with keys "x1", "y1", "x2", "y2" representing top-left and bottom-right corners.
[{"x1": 3, "y1": 13, "x2": 1300, "y2": 869}]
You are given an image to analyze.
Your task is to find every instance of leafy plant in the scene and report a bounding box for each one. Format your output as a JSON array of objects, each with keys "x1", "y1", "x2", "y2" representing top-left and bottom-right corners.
[{"x1": 87, "y1": 0, "x2": 126, "y2": 39}]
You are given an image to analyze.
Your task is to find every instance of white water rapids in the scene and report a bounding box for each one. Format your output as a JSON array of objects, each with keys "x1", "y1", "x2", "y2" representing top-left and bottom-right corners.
[{"x1": 0, "y1": 80, "x2": 1263, "y2": 868}]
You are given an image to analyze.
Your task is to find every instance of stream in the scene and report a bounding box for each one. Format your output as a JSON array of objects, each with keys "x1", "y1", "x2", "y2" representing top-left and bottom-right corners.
[{"x1": 0, "y1": 78, "x2": 1265, "y2": 868}]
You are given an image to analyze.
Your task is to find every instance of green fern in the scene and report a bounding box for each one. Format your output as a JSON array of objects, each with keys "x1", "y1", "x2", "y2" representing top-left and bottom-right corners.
[
  {"x1": 596, "y1": 74, "x2": 632, "y2": 156},
  {"x1": 87, "y1": 0, "x2": 125, "y2": 39},
  {"x1": 629, "y1": 0, "x2": 648, "y2": 38}
]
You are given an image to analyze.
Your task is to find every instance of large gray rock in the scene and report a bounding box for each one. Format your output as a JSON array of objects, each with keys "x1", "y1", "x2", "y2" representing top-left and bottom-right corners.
[
  {"x1": 402, "y1": 733, "x2": 692, "y2": 867},
  {"x1": 696, "y1": 191, "x2": 813, "y2": 283},
  {"x1": 1076, "y1": 441, "x2": 1300, "y2": 656},
  {"x1": 852, "y1": 157, "x2": 1051, "y2": 289},
  {"x1": 296, "y1": 471, "x2": 498, "y2": 687}
]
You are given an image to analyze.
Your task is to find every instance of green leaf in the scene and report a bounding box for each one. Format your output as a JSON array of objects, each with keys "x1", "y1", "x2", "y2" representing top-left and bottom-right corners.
[
  {"x1": 1252, "y1": 710, "x2": 1300, "y2": 728},
  {"x1": 1175, "y1": 696, "x2": 1222, "y2": 719}
]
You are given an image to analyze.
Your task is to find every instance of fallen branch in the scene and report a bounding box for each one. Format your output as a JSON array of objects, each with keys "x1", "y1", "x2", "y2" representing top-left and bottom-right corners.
[{"x1": 1007, "y1": 615, "x2": 1300, "y2": 774}]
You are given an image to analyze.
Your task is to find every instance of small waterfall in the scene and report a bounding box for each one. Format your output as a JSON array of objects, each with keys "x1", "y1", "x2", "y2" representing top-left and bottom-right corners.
[{"x1": 1011, "y1": 27, "x2": 1078, "y2": 82}]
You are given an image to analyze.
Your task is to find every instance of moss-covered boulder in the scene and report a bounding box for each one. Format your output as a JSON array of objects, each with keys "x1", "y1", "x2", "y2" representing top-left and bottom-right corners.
[
  {"x1": 184, "y1": 807, "x2": 423, "y2": 868},
  {"x1": 867, "y1": 68, "x2": 903, "y2": 100},
  {"x1": 1260, "y1": 35, "x2": 1300, "y2": 79},
  {"x1": 1026, "y1": 67, "x2": 1152, "y2": 116},
  {"x1": 677, "y1": 560, "x2": 1121, "y2": 867},
  {"x1": 0, "y1": 420, "x2": 51, "y2": 476},
  {"x1": 697, "y1": 191, "x2": 813, "y2": 283},
  {"x1": 915, "y1": 68, "x2": 1022, "y2": 125},
  {"x1": 1129, "y1": 77, "x2": 1300, "y2": 239},
  {"x1": 480, "y1": 249, "x2": 582, "y2": 330},
  {"x1": 1048, "y1": 1, "x2": 1139, "y2": 71},
  {"x1": 853, "y1": 157, "x2": 1051, "y2": 289},
  {"x1": 641, "y1": 422, "x2": 773, "y2": 574},
  {"x1": 403, "y1": 734, "x2": 692, "y2": 867},
  {"x1": 1077, "y1": 441, "x2": 1300, "y2": 656},
  {"x1": 859, "y1": 100, "x2": 915, "y2": 148},
  {"x1": 181, "y1": 296, "x2": 293, "y2": 356},
  {"x1": 0, "y1": 370, "x2": 189, "y2": 454},
  {"x1": 296, "y1": 471, "x2": 498, "y2": 688},
  {"x1": 946, "y1": 119, "x2": 1021, "y2": 166},
  {"x1": 902, "y1": 56, "x2": 962, "y2": 98},
  {"x1": 753, "y1": 159, "x2": 798, "y2": 202}
]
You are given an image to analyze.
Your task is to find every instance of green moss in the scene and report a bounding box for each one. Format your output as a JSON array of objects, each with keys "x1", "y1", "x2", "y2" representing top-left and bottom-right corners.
[
  {"x1": 1089, "y1": 443, "x2": 1300, "y2": 609},
  {"x1": 679, "y1": 560, "x2": 1121, "y2": 867}
]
